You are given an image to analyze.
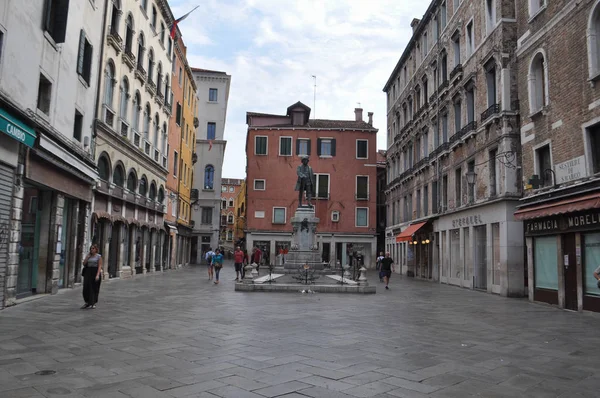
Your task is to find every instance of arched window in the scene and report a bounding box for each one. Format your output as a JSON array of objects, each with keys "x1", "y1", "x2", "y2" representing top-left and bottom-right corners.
[
  {"x1": 162, "y1": 122, "x2": 167, "y2": 153},
  {"x1": 149, "y1": 182, "x2": 157, "y2": 200},
  {"x1": 153, "y1": 114, "x2": 160, "y2": 147},
  {"x1": 120, "y1": 77, "x2": 129, "y2": 121},
  {"x1": 125, "y1": 14, "x2": 134, "y2": 53},
  {"x1": 143, "y1": 103, "x2": 151, "y2": 139},
  {"x1": 110, "y1": 0, "x2": 121, "y2": 36},
  {"x1": 227, "y1": 213, "x2": 234, "y2": 224},
  {"x1": 221, "y1": 199, "x2": 227, "y2": 210},
  {"x1": 528, "y1": 50, "x2": 548, "y2": 114},
  {"x1": 422, "y1": 75, "x2": 429, "y2": 103},
  {"x1": 104, "y1": 62, "x2": 115, "y2": 107},
  {"x1": 141, "y1": 0, "x2": 147, "y2": 10},
  {"x1": 139, "y1": 176, "x2": 148, "y2": 196},
  {"x1": 164, "y1": 74, "x2": 170, "y2": 102},
  {"x1": 127, "y1": 170, "x2": 137, "y2": 191},
  {"x1": 148, "y1": 49, "x2": 154, "y2": 83},
  {"x1": 588, "y1": 2, "x2": 600, "y2": 78},
  {"x1": 113, "y1": 164, "x2": 125, "y2": 187},
  {"x1": 415, "y1": 85, "x2": 421, "y2": 109},
  {"x1": 157, "y1": 62, "x2": 163, "y2": 94},
  {"x1": 204, "y1": 165, "x2": 214, "y2": 190},
  {"x1": 98, "y1": 155, "x2": 110, "y2": 181},
  {"x1": 132, "y1": 91, "x2": 141, "y2": 132},
  {"x1": 137, "y1": 33, "x2": 145, "y2": 68},
  {"x1": 229, "y1": 199, "x2": 234, "y2": 207},
  {"x1": 158, "y1": 186, "x2": 165, "y2": 203}
]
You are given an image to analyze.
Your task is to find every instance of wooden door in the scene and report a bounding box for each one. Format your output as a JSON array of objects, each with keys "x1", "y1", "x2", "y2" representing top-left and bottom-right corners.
[{"x1": 563, "y1": 233, "x2": 578, "y2": 311}]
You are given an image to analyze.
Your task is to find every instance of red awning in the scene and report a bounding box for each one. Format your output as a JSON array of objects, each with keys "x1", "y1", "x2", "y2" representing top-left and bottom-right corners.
[
  {"x1": 396, "y1": 222, "x2": 428, "y2": 242},
  {"x1": 514, "y1": 192, "x2": 600, "y2": 220}
]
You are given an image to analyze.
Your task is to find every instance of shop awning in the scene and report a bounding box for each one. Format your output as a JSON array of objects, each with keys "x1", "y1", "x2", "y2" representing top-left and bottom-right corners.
[
  {"x1": 396, "y1": 222, "x2": 427, "y2": 242},
  {"x1": 514, "y1": 192, "x2": 600, "y2": 220},
  {"x1": 0, "y1": 108, "x2": 36, "y2": 148}
]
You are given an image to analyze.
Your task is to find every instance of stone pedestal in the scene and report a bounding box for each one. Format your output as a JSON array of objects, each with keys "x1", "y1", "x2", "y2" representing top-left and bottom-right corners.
[{"x1": 284, "y1": 206, "x2": 322, "y2": 270}]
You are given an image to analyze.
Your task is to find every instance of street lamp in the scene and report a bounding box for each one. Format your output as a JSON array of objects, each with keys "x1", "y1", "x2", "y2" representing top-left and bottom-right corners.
[{"x1": 466, "y1": 170, "x2": 477, "y2": 185}]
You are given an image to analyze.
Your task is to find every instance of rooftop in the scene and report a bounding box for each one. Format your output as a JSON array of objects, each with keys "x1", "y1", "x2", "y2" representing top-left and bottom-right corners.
[{"x1": 191, "y1": 67, "x2": 229, "y2": 75}]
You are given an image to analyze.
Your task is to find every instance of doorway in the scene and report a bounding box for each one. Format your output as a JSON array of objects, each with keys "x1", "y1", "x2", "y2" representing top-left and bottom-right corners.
[
  {"x1": 191, "y1": 236, "x2": 198, "y2": 264},
  {"x1": 474, "y1": 225, "x2": 487, "y2": 290},
  {"x1": 563, "y1": 233, "x2": 578, "y2": 311},
  {"x1": 108, "y1": 222, "x2": 122, "y2": 278}
]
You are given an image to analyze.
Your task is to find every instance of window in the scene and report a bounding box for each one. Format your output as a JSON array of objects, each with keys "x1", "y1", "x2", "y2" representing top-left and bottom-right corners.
[
  {"x1": 318, "y1": 138, "x2": 335, "y2": 156},
  {"x1": 356, "y1": 208, "x2": 368, "y2": 227},
  {"x1": 255, "y1": 136, "x2": 267, "y2": 155},
  {"x1": 113, "y1": 165, "x2": 125, "y2": 187},
  {"x1": 331, "y1": 211, "x2": 340, "y2": 222},
  {"x1": 167, "y1": 38, "x2": 172, "y2": 57},
  {"x1": 452, "y1": 33, "x2": 461, "y2": 67},
  {"x1": 529, "y1": 0, "x2": 546, "y2": 17},
  {"x1": 423, "y1": 32, "x2": 428, "y2": 57},
  {"x1": 441, "y1": 113, "x2": 448, "y2": 143},
  {"x1": 227, "y1": 231, "x2": 233, "y2": 241},
  {"x1": 442, "y1": 175, "x2": 448, "y2": 210},
  {"x1": 356, "y1": 176, "x2": 368, "y2": 200},
  {"x1": 77, "y1": 30, "x2": 93, "y2": 85},
  {"x1": 467, "y1": 161, "x2": 475, "y2": 203},
  {"x1": 178, "y1": 67, "x2": 183, "y2": 86},
  {"x1": 37, "y1": 74, "x2": 52, "y2": 115},
  {"x1": 279, "y1": 136, "x2": 292, "y2": 156},
  {"x1": 207, "y1": 122, "x2": 216, "y2": 140},
  {"x1": 228, "y1": 199, "x2": 234, "y2": 207},
  {"x1": 73, "y1": 110, "x2": 83, "y2": 142},
  {"x1": 176, "y1": 102, "x2": 182, "y2": 125},
  {"x1": 416, "y1": 189, "x2": 421, "y2": 218},
  {"x1": 160, "y1": 23, "x2": 165, "y2": 43},
  {"x1": 466, "y1": 21, "x2": 474, "y2": 57},
  {"x1": 415, "y1": 86, "x2": 421, "y2": 109},
  {"x1": 441, "y1": 52, "x2": 448, "y2": 81},
  {"x1": 127, "y1": 171, "x2": 137, "y2": 191},
  {"x1": 424, "y1": 185, "x2": 429, "y2": 216},
  {"x1": 432, "y1": 181, "x2": 438, "y2": 214},
  {"x1": 466, "y1": 86, "x2": 475, "y2": 123},
  {"x1": 588, "y1": 4, "x2": 600, "y2": 78},
  {"x1": 536, "y1": 144, "x2": 552, "y2": 187},
  {"x1": 221, "y1": 186, "x2": 227, "y2": 192},
  {"x1": 455, "y1": 168, "x2": 462, "y2": 207},
  {"x1": 221, "y1": 199, "x2": 227, "y2": 209},
  {"x1": 228, "y1": 213, "x2": 234, "y2": 224},
  {"x1": 486, "y1": 0, "x2": 496, "y2": 34},
  {"x1": 489, "y1": 149, "x2": 499, "y2": 195},
  {"x1": 139, "y1": 176, "x2": 147, "y2": 196},
  {"x1": 485, "y1": 61, "x2": 497, "y2": 106},
  {"x1": 589, "y1": 124, "x2": 600, "y2": 174},
  {"x1": 201, "y1": 207, "x2": 212, "y2": 224},
  {"x1": 441, "y1": 2, "x2": 447, "y2": 30},
  {"x1": 153, "y1": 114, "x2": 159, "y2": 146},
  {"x1": 529, "y1": 51, "x2": 548, "y2": 114},
  {"x1": 209, "y1": 88, "x2": 218, "y2": 102},
  {"x1": 454, "y1": 99, "x2": 462, "y2": 133},
  {"x1": 315, "y1": 174, "x2": 330, "y2": 199},
  {"x1": 43, "y1": 0, "x2": 69, "y2": 43},
  {"x1": 297, "y1": 139, "x2": 310, "y2": 156},
  {"x1": 141, "y1": 0, "x2": 148, "y2": 11},
  {"x1": 104, "y1": 63, "x2": 115, "y2": 108},
  {"x1": 229, "y1": 186, "x2": 234, "y2": 193},
  {"x1": 151, "y1": 6, "x2": 157, "y2": 29},
  {"x1": 137, "y1": 34, "x2": 145, "y2": 67},
  {"x1": 453, "y1": 0, "x2": 460, "y2": 12},
  {"x1": 422, "y1": 76, "x2": 428, "y2": 104},
  {"x1": 356, "y1": 140, "x2": 368, "y2": 159},
  {"x1": 0, "y1": 31, "x2": 3, "y2": 65},
  {"x1": 147, "y1": 50, "x2": 154, "y2": 83},
  {"x1": 173, "y1": 151, "x2": 178, "y2": 176},
  {"x1": 204, "y1": 165, "x2": 214, "y2": 190},
  {"x1": 254, "y1": 179, "x2": 266, "y2": 190},
  {"x1": 98, "y1": 156, "x2": 110, "y2": 181},
  {"x1": 120, "y1": 78, "x2": 129, "y2": 122},
  {"x1": 273, "y1": 207, "x2": 286, "y2": 224},
  {"x1": 415, "y1": 136, "x2": 421, "y2": 162}
]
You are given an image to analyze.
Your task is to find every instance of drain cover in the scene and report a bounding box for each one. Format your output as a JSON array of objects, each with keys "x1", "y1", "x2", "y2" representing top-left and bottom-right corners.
[{"x1": 35, "y1": 370, "x2": 56, "y2": 376}]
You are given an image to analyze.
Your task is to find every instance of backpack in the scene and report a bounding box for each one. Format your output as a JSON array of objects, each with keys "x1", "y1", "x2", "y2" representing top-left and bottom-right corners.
[{"x1": 207, "y1": 253, "x2": 213, "y2": 264}]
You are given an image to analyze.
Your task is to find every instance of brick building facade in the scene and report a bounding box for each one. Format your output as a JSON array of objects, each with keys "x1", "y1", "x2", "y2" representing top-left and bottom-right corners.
[
  {"x1": 220, "y1": 178, "x2": 243, "y2": 250},
  {"x1": 384, "y1": 0, "x2": 525, "y2": 296},
  {"x1": 245, "y1": 102, "x2": 379, "y2": 268},
  {"x1": 514, "y1": 0, "x2": 600, "y2": 312}
]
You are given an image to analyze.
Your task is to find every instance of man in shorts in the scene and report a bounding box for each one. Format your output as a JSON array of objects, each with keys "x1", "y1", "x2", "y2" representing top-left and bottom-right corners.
[
  {"x1": 380, "y1": 252, "x2": 395, "y2": 290},
  {"x1": 205, "y1": 247, "x2": 215, "y2": 280},
  {"x1": 234, "y1": 246, "x2": 244, "y2": 281},
  {"x1": 376, "y1": 252, "x2": 385, "y2": 282}
]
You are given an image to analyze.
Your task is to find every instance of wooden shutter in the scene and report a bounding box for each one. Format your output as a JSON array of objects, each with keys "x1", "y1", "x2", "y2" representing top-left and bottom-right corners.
[
  {"x1": 77, "y1": 30, "x2": 85, "y2": 76},
  {"x1": 307, "y1": 139, "x2": 311, "y2": 155},
  {"x1": 84, "y1": 42, "x2": 93, "y2": 83},
  {"x1": 316, "y1": 138, "x2": 322, "y2": 156},
  {"x1": 53, "y1": 0, "x2": 70, "y2": 43},
  {"x1": 331, "y1": 139, "x2": 336, "y2": 156}
]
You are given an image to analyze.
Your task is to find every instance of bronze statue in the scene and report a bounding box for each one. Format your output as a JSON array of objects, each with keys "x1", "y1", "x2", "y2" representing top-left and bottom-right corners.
[{"x1": 295, "y1": 156, "x2": 315, "y2": 207}]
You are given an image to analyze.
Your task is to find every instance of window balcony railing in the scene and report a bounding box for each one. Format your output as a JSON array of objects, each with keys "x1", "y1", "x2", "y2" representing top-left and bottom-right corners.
[
  {"x1": 481, "y1": 103, "x2": 500, "y2": 122},
  {"x1": 119, "y1": 119, "x2": 129, "y2": 138},
  {"x1": 163, "y1": 102, "x2": 172, "y2": 116},
  {"x1": 107, "y1": 26, "x2": 123, "y2": 53},
  {"x1": 449, "y1": 64, "x2": 463, "y2": 81},
  {"x1": 429, "y1": 91, "x2": 437, "y2": 104},
  {"x1": 146, "y1": 80, "x2": 156, "y2": 97},
  {"x1": 394, "y1": 134, "x2": 401, "y2": 143},
  {"x1": 154, "y1": 148, "x2": 159, "y2": 162},
  {"x1": 438, "y1": 79, "x2": 449, "y2": 92},
  {"x1": 133, "y1": 130, "x2": 141, "y2": 147},
  {"x1": 162, "y1": 155, "x2": 167, "y2": 169},
  {"x1": 135, "y1": 64, "x2": 147, "y2": 84},
  {"x1": 103, "y1": 105, "x2": 115, "y2": 128},
  {"x1": 144, "y1": 140, "x2": 151, "y2": 155},
  {"x1": 155, "y1": 91, "x2": 164, "y2": 107},
  {"x1": 123, "y1": 50, "x2": 136, "y2": 70}
]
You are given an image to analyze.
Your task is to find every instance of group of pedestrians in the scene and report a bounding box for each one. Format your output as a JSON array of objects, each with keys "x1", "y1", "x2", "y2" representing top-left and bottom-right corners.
[{"x1": 204, "y1": 247, "x2": 224, "y2": 284}]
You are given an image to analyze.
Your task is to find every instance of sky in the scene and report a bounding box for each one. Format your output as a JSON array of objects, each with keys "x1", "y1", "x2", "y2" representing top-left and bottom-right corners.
[{"x1": 170, "y1": 0, "x2": 430, "y2": 179}]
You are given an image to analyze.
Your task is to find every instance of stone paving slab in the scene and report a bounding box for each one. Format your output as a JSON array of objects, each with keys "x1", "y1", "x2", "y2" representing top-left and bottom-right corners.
[{"x1": 2, "y1": 263, "x2": 600, "y2": 397}]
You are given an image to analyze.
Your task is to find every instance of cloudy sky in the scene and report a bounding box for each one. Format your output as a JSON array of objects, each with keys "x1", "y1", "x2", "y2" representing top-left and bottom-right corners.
[{"x1": 170, "y1": 0, "x2": 430, "y2": 179}]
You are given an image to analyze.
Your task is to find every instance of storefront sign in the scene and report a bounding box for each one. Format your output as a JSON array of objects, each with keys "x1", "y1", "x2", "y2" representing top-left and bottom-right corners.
[
  {"x1": 555, "y1": 156, "x2": 587, "y2": 184},
  {"x1": 452, "y1": 214, "x2": 483, "y2": 228},
  {"x1": 0, "y1": 108, "x2": 36, "y2": 148},
  {"x1": 525, "y1": 219, "x2": 560, "y2": 233},
  {"x1": 525, "y1": 209, "x2": 600, "y2": 235}
]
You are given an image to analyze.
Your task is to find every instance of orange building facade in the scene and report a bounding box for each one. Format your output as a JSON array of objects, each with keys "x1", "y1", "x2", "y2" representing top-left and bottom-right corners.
[
  {"x1": 220, "y1": 178, "x2": 243, "y2": 249},
  {"x1": 245, "y1": 102, "x2": 379, "y2": 268}
]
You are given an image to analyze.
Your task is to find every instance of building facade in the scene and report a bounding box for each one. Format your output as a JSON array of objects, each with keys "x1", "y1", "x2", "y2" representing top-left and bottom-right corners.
[
  {"x1": 191, "y1": 68, "x2": 231, "y2": 261},
  {"x1": 245, "y1": 102, "x2": 379, "y2": 268},
  {"x1": 234, "y1": 179, "x2": 247, "y2": 247},
  {"x1": 514, "y1": 0, "x2": 600, "y2": 312},
  {"x1": 92, "y1": 0, "x2": 175, "y2": 279},
  {"x1": 220, "y1": 178, "x2": 243, "y2": 250},
  {"x1": 1, "y1": 0, "x2": 105, "y2": 306},
  {"x1": 383, "y1": 0, "x2": 524, "y2": 296},
  {"x1": 175, "y1": 44, "x2": 197, "y2": 267},
  {"x1": 376, "y1": 150, "x2": 387, "y2": 255}
]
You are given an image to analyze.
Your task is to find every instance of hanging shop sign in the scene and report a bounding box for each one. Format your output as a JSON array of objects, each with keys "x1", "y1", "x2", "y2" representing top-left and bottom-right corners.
[{"x1": 0, "y1": 108, "x2": 36, "y2": 148}]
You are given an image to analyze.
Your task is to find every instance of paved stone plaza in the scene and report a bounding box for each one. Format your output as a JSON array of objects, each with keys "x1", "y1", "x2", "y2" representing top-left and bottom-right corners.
[{"x1": 1, "y1": 263, "x2": 600, "y2": 398}]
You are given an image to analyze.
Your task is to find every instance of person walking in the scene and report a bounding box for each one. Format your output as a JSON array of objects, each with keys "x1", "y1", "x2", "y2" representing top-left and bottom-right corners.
[
  {"x1": 81, "y1": 244, "x2": 102, "y2": 309},
  {"x1": 241, "y1": 249, "x2": 249, "y2": 279},
  {"x1": 376, "y1": 252, "x2": 385, "y2": 283},
  {"x1": 213, "y1": 249, "x2": 224, "y2": 284},
  {"x1": 252, "y1": 246, "x2": 262, "y2": 275},
  {"x1": 205, "y1": 247, "x2": 215, "y2": 280},
  {"x1": 380, "y1": 252, "x2": 395, "y2": 290},
  {"x1": 233, "y1": 246, "x2": 244, "y2": 281}
]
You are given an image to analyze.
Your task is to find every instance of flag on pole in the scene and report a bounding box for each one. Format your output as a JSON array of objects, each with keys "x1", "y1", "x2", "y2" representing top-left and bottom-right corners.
[
  {"x1": 208, "y1": 140, "x2": 213, "y2": 151},
  {"x1": 169, "y1": 6, "x2": 199, "y2": 39}
]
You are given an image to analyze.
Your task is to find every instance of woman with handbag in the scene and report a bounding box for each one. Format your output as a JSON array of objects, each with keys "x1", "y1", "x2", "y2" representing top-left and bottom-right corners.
[
  {"x1": 213, "y1": 249, "x2": 224, "y2": 284},
  {"x1": 81, "y1": 244, "x2": 102, "y2": 309}
]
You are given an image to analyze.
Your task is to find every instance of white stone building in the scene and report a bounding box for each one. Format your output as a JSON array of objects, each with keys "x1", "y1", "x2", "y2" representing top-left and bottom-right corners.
[
  {"x1": 0, "y1": 0, "x2": 105, "y2": 306},
  {"x1": 92, "y1": 0, "x2": 174, "y2": 279},
  {"x1": 190, "y1": 68, "x2": 231, "y2": 259}
]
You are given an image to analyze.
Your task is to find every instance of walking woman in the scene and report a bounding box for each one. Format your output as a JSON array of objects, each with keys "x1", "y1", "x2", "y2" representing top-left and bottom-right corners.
[
  {"x1": 81, "y1": 244, "x2": 102, "y2": 309},
  {"x1": 213, "y1": 249, "x2": 224, "y2": 284}
]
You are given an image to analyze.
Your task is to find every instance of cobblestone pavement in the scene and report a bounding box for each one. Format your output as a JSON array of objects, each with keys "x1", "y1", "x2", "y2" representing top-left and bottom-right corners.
[{"x1": 1, "y1": 262, "x2": 600, "y2": 398}]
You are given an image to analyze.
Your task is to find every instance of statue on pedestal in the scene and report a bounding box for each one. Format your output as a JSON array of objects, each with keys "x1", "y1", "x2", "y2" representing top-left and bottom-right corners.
[{"x1": 295, "y1": 156, "x2": 315, "y2": 208}]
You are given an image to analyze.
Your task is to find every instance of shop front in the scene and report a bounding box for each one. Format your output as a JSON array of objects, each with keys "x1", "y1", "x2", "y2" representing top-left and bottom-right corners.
[
  {"x1": 395, "y1": 221, "x2": 434, "y2": 278},
  {"x1": 435, "y1": 201, "x2": 524, "y2": 297},
  {"x1": 516, "y1": 195, "x2": 600, "y2": 312}
]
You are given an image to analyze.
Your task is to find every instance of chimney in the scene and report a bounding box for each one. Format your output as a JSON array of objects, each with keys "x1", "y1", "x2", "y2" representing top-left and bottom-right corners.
[
  {"x1": 411, "y1": 18, "x2": 421, "y2": 34},
  {"x1": 354, "y1": 108, "x2": 363, "y2": 122},
  {"x1": 368, "y1": 112, "x2": 373, "y2": 126}
]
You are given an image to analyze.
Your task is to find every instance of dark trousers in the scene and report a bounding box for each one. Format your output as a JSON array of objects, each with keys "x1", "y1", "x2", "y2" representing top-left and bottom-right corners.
[
  {"x1": 215, "y1": 266, "x2": 221, "y2": 281},
  {"x1": 82, "y1": 267, "x2": 101, "y2": 305},
  {"x1": 298, "y1": 180, "x2": 313, "y2": 204}
]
